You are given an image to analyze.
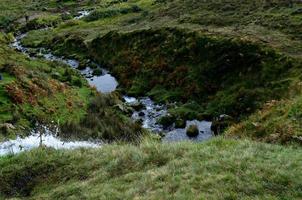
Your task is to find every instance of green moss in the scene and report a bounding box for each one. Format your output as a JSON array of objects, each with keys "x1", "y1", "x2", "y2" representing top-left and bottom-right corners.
[{"x1": 186, "y1": 124, "x2": 199, "y2": 137}]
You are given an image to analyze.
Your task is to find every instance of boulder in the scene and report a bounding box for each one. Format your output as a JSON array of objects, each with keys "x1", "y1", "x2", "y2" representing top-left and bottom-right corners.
[
  {"x1": 130, "y1": 101, "x2": 145, "y2": 111},
  {"x1": 211, "y1": 114, "x2": 234, "y2": 135},
  {"x1": 186, "y1": 125, "x2": 199, "y2": 137},
  {"x1": 0, "y1": 123, "x2": 16, "y2": 135},
  {"x1": 138, "y1": 111, "x2": 145, "y2": 117},
  {"x1": 157, "y1": 114, "x2": 175, "y2": 129}
]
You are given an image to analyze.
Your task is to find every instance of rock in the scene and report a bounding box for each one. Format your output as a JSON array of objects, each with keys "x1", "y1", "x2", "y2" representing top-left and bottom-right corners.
[
  {"x1": 292, "y1": 8, "x2": 302, "y2": 15},
  {"x1": 0, "y1": 123, "x2": 16, "y2": 135},
  {"x1": 157, "y1": 114, "x2": 175, "y2": 129},
  {"x1": 77, "y1": 63, "x2": 86, "y2": 70},
  {"x1": 186, "y1": 125, "x2": 199, "y2": 137},
  {"x1": 92, "y1": 68, "x2": 102, "y2": 76},
  {"x1": 175, "y1": 119, "x2": 186, "y2": 128},
  {"x1": 3, "y1": 123, "x2": 15, "y2": 130},
  {"x1": 211, "y1": 114, "x2": 234, "y2": 135},
  {"x1": 138, "y1": 111, "x2": 145, "y2": 117},
  {"x1": 130, "y1": 102, "x2": 145, "y2": 111},
  {"x1": 114, "y1": 104, "x2": 134, "y2": 115}
]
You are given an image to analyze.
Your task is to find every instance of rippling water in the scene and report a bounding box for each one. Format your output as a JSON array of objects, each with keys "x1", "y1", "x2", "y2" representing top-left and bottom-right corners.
[{"x1": 0, "y1": 125, "x2": 101, "y2": 156}]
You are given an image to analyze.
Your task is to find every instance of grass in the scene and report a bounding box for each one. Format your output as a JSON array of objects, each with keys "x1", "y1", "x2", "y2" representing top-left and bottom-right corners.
[
  {"x1": 226, "y1": 81, "x2": 302, "y2": 144},
  {"x1": 0, "y1": 33, "x2": 92, "y2": 137},
  {"x1": 0, "y1": 137, "x2": 301, "y2": 199},
  {"x1": 0, "y1": 32, "x2": 142, "y2": 142},
  {"x1": 11, "y1": 0, "x2": 302, "y2": 144},
  {"x1": 0, "y1": 1, "x2": 302, "y2": 199}
]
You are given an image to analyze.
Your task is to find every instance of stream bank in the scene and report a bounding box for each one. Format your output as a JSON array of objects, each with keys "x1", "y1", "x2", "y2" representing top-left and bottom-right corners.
[{"x1": 0, "y1": 11, "x2": 213, "y2": 156}]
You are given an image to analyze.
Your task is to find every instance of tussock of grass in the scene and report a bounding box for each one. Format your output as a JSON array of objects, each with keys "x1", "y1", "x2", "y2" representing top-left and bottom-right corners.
[{"x1": 0, "y1": 137, "x2": 301, "y2": 199}]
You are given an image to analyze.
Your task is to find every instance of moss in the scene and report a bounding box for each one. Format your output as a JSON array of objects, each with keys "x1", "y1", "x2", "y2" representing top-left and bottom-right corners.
[{"x1": 186, "y1": 124, "x2": 199, "y2": 137}]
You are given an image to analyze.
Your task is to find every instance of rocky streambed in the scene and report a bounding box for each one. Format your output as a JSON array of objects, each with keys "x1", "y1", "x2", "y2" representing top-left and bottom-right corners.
[{"x1": 0, "y1": 11, "x2": 212, "y2": 155}]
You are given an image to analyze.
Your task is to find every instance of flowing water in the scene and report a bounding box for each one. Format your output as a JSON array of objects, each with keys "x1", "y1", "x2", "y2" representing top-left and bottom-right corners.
[
  {"x1": 1, "y1": 11, "x2": 212, "y2": 155},
  {"x1": 0, "y1": 125, "x2": 100, "y2": 156}
]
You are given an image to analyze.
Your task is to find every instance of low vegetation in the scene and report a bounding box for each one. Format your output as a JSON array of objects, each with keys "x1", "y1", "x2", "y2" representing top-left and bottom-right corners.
[
  {"x1": 0, "y1": 0, "x2": 302, "y2": 199},
  {"x1": 0, "y1": 138, "x2": 301, "y2": 199},
  {"x1": 13, "y1": 1, "x2": 302, "y2": 143},
  {"x1": 0, "y1": 33, "x2": 142, "y2": 142}
]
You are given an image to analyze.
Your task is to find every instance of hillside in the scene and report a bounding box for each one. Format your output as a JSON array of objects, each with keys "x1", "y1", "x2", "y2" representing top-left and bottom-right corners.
[
  {"x1": 1, "y1": 138, "x2": 301, "y2": 199},
  {"x1": 8, "y1": 0, "x2": 302, "y2": 143},
  {"x1": 0, "y1": 0, "x2": 302, "y2": 199}
]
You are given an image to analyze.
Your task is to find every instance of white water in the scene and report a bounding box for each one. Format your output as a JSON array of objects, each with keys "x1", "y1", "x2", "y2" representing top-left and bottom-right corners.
[
  {"x1": 124, "y1": 96, "x2": 213, "y2": 141},
  {"x1": 74, "y1": 11, "x2": 91, "y2": 19},
  {"x1": 0, "y1": 126, "x2": 101, "y2": 156}
]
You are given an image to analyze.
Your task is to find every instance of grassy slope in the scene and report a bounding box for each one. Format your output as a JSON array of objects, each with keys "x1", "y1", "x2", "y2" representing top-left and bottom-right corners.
[
  {"x1": 0, "y1": 1, "x2": 301, "y2": 199},
  {"x1": 0, "y1": 33, "x2": 92, "y2": 138},
  {"x1": 2, "y1": 0, "x2": 300, "y2": 143},
  {"x1": 0, "y1": 33, "x2": 142, "y2": 142},
  {"x1": 0, "y1": 138, "x2": 301, "y2": 199}
]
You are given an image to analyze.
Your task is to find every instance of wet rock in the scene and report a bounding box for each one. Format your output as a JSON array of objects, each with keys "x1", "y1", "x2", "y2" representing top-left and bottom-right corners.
[
  {"x1": 92, "y1": 68, "x2": 102, "y2": 76},
  {"x1": 130, "y1": 101, "x2": 145, "y2": 111},
  {"x1": 114, "y1": 104, "x2": 133, "y2": 115},
  {"x1": 157, "y1": 114, "x2": 175, "y2": 129},
  {"x1": 175, "y1": 119, "x2": 186, "y2": 128},
  {"x1": 138, "y1": 111, "x2": 145, "y2": 117},
  {"x1": 90, "y1": 62, "x2": 99, "y2": 69},
  {"x1": 186, "y1": 125, "x2": 199, "y2": 137},
  {"x1": 77, "y1": 63, "x2": 86, "y2": 70},
  {"x1": 211, "y1": 114, "x2": 234, "y2": 135},
  {"x1": 0, "y1": 123, "x2": 16, "y2": 135}
]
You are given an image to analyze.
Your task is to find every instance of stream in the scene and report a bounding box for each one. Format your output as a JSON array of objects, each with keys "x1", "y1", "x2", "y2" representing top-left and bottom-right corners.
[{"x1": 0, "y1": 11, "x2": 212, "y2": 156}]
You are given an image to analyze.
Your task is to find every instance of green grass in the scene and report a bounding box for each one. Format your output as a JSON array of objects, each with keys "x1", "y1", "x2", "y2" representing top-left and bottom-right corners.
[
  {"x1": 0, "y1": 32, "x2": 142, "y2": 142},
  {"x1": 13, "y1": 0, "x2": 302, "y2": 144},
  {"x1": 227, "y1": 80, "x2": 302, "y2": 144},
  {"x1": 0, "y1": 137, "x2": 301, "y2": 199}
]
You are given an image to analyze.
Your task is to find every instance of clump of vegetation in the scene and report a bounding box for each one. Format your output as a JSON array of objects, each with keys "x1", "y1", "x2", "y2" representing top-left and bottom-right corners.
[
  {"x1": 60, "y1": 93, "x2": 145, "y2": 142},
  {"x1": 186, "y1": 124, "x2": 199, "y2": 137}
]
